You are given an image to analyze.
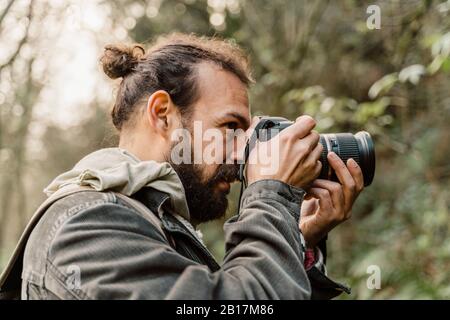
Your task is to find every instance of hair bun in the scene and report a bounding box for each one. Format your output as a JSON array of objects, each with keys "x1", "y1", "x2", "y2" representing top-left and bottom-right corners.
[{"x1": 100, "y1": 44, "x2": 145, "y2": 79}]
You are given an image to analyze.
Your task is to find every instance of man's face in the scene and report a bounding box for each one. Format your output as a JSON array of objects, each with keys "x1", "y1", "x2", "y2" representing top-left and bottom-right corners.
[{"x1": 168, "y1": 62, "x2": 250, "y2": 224}]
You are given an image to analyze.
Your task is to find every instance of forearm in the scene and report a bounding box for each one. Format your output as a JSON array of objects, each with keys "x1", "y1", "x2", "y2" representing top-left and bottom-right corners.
[{"x1": 220, "y1": 179, "x2": 311, "y2": 299}]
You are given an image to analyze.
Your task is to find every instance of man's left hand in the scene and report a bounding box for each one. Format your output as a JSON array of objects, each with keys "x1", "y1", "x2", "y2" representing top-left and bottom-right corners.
[{"x1": 299, "y1": 152, "x2": 364, "y2": 248}]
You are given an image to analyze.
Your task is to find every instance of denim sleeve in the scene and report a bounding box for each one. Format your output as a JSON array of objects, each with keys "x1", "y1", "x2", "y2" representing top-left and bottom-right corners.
[{"x1": 46, "y1": 180, "x2": 311, "y2": 299}]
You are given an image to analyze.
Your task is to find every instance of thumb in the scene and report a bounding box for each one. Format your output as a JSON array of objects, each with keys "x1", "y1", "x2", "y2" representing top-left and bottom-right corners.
[{"x1": 301, "y1": 198, "x2": 319, "y2": 217}]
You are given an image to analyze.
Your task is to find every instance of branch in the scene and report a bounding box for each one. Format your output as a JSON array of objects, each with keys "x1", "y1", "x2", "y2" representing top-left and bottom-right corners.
[
  {"x1": 0, "y1": 0, "x2": 33, "y2": 72},
  {"x1": 292, "y1": 0, "x2": 329, "y2": 70}
]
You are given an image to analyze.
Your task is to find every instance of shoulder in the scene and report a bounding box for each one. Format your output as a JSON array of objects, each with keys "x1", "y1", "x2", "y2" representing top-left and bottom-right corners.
[
  {"x1": 22, "y1": 191, "x2": 168, "y2": 299},
  {"x1": 25, "y1": 191, "x2": 166, "y2": 264}
]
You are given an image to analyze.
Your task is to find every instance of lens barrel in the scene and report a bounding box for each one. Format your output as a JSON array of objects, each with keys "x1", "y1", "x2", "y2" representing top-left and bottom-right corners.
[{"x1": 319, "y1": 132, "x2": 375, "y2": 186}]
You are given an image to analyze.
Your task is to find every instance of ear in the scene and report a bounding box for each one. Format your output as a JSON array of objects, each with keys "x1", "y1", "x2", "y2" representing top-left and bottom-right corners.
[{"x1": 145, "y1": 90, "x2": 181, "y2": 139}]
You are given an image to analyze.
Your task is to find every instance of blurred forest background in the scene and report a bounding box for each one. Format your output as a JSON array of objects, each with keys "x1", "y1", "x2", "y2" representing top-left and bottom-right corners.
[{"x1": 0, "y1": 0, "x2": 449, "y2": 299}]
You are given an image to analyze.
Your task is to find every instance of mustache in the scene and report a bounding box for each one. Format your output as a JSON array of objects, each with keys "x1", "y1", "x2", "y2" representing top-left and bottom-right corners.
[{"x1": 208, "y1": 164, "x2": 239, "y2": 186}]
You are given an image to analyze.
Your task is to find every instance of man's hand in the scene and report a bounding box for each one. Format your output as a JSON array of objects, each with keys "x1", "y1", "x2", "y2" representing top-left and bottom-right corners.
[
  {"x1": 246, "y1": 115, "x2": 323, "y2": 189},
  {"x1": 299, "y1": 152, "x2": 364, "y2": 248}
]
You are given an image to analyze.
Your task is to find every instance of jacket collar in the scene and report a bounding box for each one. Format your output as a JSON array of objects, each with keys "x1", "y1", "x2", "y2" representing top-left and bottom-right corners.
[{"x1": 132, "y1": 187, "x2": 207, "y2": 247}]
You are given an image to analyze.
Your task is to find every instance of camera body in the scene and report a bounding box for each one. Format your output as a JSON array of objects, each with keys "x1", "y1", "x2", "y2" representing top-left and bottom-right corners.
[{"x1": 239, "y1": 116, "x2": 375, "y2": 186}]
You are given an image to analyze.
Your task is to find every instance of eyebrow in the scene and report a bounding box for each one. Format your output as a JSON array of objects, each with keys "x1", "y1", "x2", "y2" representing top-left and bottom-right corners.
[{"x1": 224, "y1": 112, "x2": 250, "y2": 129}]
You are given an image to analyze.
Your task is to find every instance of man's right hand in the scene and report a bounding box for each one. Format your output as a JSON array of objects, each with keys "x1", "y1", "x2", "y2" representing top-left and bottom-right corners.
[{"x1": 246, "y1": 115, "x2": 323, "y2": 189}]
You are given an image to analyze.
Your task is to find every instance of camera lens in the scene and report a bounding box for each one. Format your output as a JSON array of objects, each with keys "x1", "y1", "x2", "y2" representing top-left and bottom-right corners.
[{"x1": 319, "y1": 132, "x2": 375, "y2": 186}]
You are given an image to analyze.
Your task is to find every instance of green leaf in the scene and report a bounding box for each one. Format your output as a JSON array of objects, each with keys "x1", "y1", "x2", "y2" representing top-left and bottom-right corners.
[
  {"x1": 431, "y1": 32, "x2": 450, "y2": 58},
  {"x1": 427, "y1": 55, "x2": 447, "y2": 74},
  {"x1": 398, "y1": 64, "x2": 426, "y2": 85},
  {"x1": 355, "y1": 97, "x2": 391, "y2": 124},
  {"x1": 368, "y1": 73, "x2": 398, "y2": 99}
]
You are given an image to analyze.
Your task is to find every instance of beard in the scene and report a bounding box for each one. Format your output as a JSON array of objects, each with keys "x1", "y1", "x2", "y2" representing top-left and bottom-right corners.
[{"x1": 168, "y1": 153, "x2": 238, "y2": 224}]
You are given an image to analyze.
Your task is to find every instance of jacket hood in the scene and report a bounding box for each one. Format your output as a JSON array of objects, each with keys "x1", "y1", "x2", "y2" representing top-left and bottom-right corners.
[{"x1": 44, "y1": 147, "x2": 190, "y2": 221}]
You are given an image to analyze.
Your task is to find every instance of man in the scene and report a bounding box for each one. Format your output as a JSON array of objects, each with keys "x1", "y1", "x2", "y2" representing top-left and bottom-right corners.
[{"x1": 19, "y1": 33, "x2": 363, "y2": 299}]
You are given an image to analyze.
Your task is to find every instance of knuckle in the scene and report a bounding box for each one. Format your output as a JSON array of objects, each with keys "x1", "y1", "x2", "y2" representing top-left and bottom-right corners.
[
  {"x1": 297, "y1": 115, "x2": 316, "y2": 127},
  {"x1": 319, "y1": 192, "x2": 329, "y2": 200},
  {"x1": 347, "y1": 182, "x2": 356, "y2": 192},
  {"x1": 304, "y1": 160, "x2": 312, "y2": 169},
  {"x1": 311, "y1": 131, "x2": 320, "y2": 142},
  {"x1": 316, "y1": 160, "x2": 322, "y2": 171},
  {"x1": 305, "y1": 161, "x2": 315, "y2": 172},
  {"x1": 297, "y1": 144, "x2": 308, "y2": 155},
  {"x1": 317, "y1": 142, "x2": 324, "y2": 153},
  {"x1": 307, "y1": 142, "x2": 317, "y2": 153},
  {"x1": 322, "y1": 188, "x2": 331, "y2": 198},
  {"x1": 280, "y1": 133, "x2": 291, "y2": 144},
  {"x1": 331, "y1": 184, "x2": 341, "y2": 194}
]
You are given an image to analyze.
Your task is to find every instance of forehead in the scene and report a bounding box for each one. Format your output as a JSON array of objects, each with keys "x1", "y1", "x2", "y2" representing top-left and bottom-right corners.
[{"x1": 192, "y1": 62, "x2": 250, "y2": 124}]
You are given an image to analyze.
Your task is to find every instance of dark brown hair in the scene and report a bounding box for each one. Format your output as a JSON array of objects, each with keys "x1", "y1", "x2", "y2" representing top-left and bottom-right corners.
[{"x1": 100, "y1": 33, "x2": 253, "y2": 130}]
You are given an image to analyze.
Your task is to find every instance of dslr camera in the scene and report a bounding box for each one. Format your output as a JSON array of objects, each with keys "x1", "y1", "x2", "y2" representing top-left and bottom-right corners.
[{"x1": 238, "y1": 116, "x2": 375, "y2": 186}]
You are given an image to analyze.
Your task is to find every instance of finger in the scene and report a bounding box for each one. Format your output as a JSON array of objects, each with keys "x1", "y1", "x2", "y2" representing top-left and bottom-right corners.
[
  {"x1": 300, "y1": 143, "x2": 322, "y2": 182},
  {"x1": 311, "y1": 179, "x2": 344, "y2": 213},
  {"x1": 303, "y1": 141, "x2": 323, "y2": 165},
  {"x1": 314, "y1": 160, "x2": 322, "y2": 179},
  {"x1": 347, "y1": 158, "x2": 364, "y2": 192},
  {"x1": 281, "y1": 115, "x2": 316, "y2": 140},
  {"x1": 298, "y1": 131, "x2": 320, "y2": 153},
  {"x1": 301, "y1": 198, "x2": 319, "y2": 217},
  {"x1": 327, "y1": 152, "x2": 357, "y2": 210},
  {"x1": 307, "y1": 187, "x2": 334, "y2": 211}
]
